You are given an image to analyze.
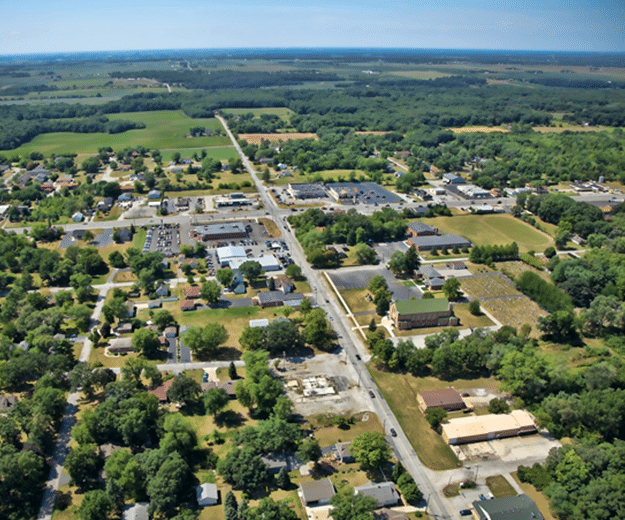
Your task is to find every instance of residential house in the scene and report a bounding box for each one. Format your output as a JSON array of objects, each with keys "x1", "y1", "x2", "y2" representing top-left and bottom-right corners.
[
  {"x1": 125, "y1": 301, "x2": 136, "y2": 318},
  {"x1": 275, "y1": 276, "x2": 295, "y2": 294},
  {"x1": 260, "y1": 453, "x2": 301, "y2": 475},
  {"x1": 253, "y1": 291, "x2": 304, "y2": 308},
  {"x1": 354, "y1": 481, "x2": 400, "y2": 508},
  {"x1": 196, "y1": 483, "x2": 219, "y2": 507},
  {"x1": 164, "y1": 326, "x2": 177, "y2": 338},
  {"x1": 118, "y1": 193, "x2": 133, "y2": 202},
  {"x1": 373, "y1": 509, "x2": 409, "y2": 520},
  {"x1": 333, "y1": 442, "x2": 355, "y2": 463},
  {"x1": 148, "y1": 300, "x2": 161, "y2": 309},
  {"x1": 122, "y1": 503, "x2": 149, "y2": 520},
  {"x1": 417, "y1": 387, "x2": 466, "y2": 413},
  {"x1": 148, "y1": 378, "x2": 175, "y2": 403},
  {"x1": 71, "y1": 212, "x2": 84, "y2": 222},
  {"x1": 181, "y1": 300, "x2": 196, "y2": 312},
  {"x1": 0, "y1": 394, "x2": 18, "y2": 412},
  {"x1": 107, "y1": 337, "x2": 134, "y2": 354},
  {"x1": 201, "y1": 380, "x2": 237, "y2": 399},
  {"x1": 155, "y1": 283, "x2": 170, "y2": 297},
  {"x1": 114, "y1": 228, "x2": 133, "y2": 242},
  {"x1": 96, "y1": 197, "x2": 114, "y2": 212},
  {"x1": 148, "y1": 190, "x2": 161, "y2": 200},
  {"x1": 184, "y1": 285, "x2": 201, "y2": 299},
  {"x1": 299, "y1": 479, "x2": 336, "y2": 507},
  {"x1": 116, "y1": 322, "x2": 133, "y2": 335},
  {"x1": 388, "y1": 298, "x2": 457, "y2": 330}
]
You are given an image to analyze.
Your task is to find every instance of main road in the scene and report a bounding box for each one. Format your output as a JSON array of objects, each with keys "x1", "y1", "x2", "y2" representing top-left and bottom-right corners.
[{"x1": 218, "y1": 114, "x2": 454, "y2": 519}]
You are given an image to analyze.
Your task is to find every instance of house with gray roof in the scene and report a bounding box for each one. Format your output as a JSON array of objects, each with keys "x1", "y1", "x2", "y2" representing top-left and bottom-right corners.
[
  {"x1": 122, "y1": 503, "x2": 149, "y2": 520},
  {"x1": 299, "y1": 478, "x2": 336, "y2": 506},
  {"x1": 472, "y1": 494, "x2": 543, "y2": 520},
  {"x1": 253, "y1": 291, "x2": 304, "y2": 308},
  {"x1": 333, "y1": 441, "x2": 355, "y2": 463},
  {"x1": 354, "y1": 481, "x2": 400, "y2": 508}
]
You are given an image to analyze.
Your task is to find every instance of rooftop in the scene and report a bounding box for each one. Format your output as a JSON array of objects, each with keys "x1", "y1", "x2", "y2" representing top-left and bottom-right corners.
[
  {"x1": 300, "y1": 478, "x2": 336, "y2": 504},
  {"x1": 418, "y1": 388, "x2": 465, "y2": 409},
  {"x1": 393, "y1": 298, "x2": 450, "y2": 315},
  {"x1": 472, "y1": 494, "x2": 544, "y2": 520}
]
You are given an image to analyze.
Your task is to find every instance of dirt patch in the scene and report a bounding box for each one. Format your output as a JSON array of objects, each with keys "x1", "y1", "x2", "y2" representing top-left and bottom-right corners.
[{"x1": 447, "y1": 126, "x2": 510, "y2": 134}]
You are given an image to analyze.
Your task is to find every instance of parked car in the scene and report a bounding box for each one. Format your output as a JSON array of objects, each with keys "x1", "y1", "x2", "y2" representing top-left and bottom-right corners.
[
  {"x1": 369, "y1": 390, "x2": 375, "y2": 398},
  {"x1": 460, "y1": 510, "x2": 472, "y2": 516},
  {"x1": 390, "y1": 428, "x2": 397, "y2": 437}
]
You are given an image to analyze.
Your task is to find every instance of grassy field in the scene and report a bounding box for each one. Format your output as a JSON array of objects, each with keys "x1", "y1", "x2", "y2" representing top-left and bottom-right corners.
[
  {"x1": 423, "y1": 213, "x2": 554, "y2": 252},
  {"x1": 447, "y1": 126, "x2": 510, "y2": 134},
  {"x1": 340, "y1": 288, "x2": 376, "y2": 315},
  {"x1": 9, "y1": 110, "x2": 230, "y2": 156},
  {"x1": 369, "y1": 366, "x2": 478, "y2": 470},
  {"x1": 238, "y1": 132, "x2": 317, "y2": 145},
  {"x1": 486, "y1": 475, "x2": 517, "y2": 498},
  {"x1": 158, "y1": 146, "x2": 238, "y2": 163},
  {"x1": 308, "y1": 411, "x2": 384, "y2": 447}
]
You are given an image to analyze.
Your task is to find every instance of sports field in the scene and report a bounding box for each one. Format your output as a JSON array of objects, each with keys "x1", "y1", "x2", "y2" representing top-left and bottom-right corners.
[
  {"x1": 8, "y1": 110, "x2": 230, "y2": 156},
  {"x1": 424, "y1": 213, "x2": 554, "y2": 252}
]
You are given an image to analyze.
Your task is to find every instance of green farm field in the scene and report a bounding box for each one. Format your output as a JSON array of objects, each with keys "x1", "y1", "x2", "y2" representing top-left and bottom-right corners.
[
  {"x1": 8, "y1": 110, "x2": 230, "y2": 156},
  {"x1": 221, "y1": 107, "x2": 294, "y2": 119},
  {"x1": 424, "y1": 213, "x2": 554, "y2": 252}
]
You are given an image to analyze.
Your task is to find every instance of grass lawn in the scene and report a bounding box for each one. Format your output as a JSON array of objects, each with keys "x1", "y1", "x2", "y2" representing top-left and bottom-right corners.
[
  {"x1": 422, "y1": 213, "x2": 554, "y2": 253},
  {"x1": 89, "y1": 345, "x2": 163, "y2": 369},
  {"x1": 308, "y1": 411, "x2": 384, "y2": 447},
  {"x1": 452, "y1": 303, "x2": 496, "y2": 329},
  {"x1": 368, "y1": 367, "x2": 501, "y2": 470},
  {"x1": 113, "y1": 270, "x2": 138, "y2": 283},
  {"x1": 159, "y1": 146, "x2": 238, "y2": 164},
  {"x1": 340, "y1": 288, "x2": 376, "y2": 315},
  {"x1": 9, "y1": 111, "x2": 230, "y2": 156},
  {"x1": 511, "y1": 472, "x2": 556, "y2": 520},
  {"x1": 259, "y1": 217, "x2": 281, "y2": 237},
  {"x1": 94, "y1": 206, "x2": 123, "y2": 222},
  {"x1": 223, "y1": 107, "x2": 294, "y2": 119},
  {"x1": 485, "y1": 475, "x2": 517, "y2": 498}
]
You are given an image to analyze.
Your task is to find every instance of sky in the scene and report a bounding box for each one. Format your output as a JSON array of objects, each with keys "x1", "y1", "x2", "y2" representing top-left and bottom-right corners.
[{"x1": 1, "y1": 0, "x2": 624, "y2": 55}]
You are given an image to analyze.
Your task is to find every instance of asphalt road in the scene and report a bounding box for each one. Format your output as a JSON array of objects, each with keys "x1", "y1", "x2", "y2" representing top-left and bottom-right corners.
[{"x1": 218, "y1": 114, "x2": 454, "y2": 519}]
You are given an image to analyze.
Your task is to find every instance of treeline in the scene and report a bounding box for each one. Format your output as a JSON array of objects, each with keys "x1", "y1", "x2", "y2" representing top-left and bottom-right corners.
[
  {"x1": 516, "y1": 271, "x2": 573, "y2": 313},
  {"x1": 111, "y1": 69, "x2": 342, "y2": 90},
  {"x1": 468, "y1": 243, "x2": 519, "y2": 264}
]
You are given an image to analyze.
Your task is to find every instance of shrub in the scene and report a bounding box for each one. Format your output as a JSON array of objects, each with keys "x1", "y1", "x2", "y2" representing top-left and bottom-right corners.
[{"x1": 468, "y1": 300, "x2": 481, "y2": 316}]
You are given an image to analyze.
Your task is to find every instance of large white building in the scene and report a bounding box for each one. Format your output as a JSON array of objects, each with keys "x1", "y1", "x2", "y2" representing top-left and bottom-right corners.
[{"x1": 216, "y1": 246, "x2": 248, "y2": 267}]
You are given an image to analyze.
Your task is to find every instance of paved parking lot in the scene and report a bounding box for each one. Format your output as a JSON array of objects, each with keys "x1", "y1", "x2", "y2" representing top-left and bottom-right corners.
[
  {"x1": 143, "y1": 224, "x2": 181, "y2": 257},
  {"x1": 92, "y1": 229, "x2": 113, "y2": 248},
  {"x1": 328, "y1": 267, "x2": 422, "y2": 301},
  {"x1": 374, "y1": 241, "x2": 409, "y2": 262}
]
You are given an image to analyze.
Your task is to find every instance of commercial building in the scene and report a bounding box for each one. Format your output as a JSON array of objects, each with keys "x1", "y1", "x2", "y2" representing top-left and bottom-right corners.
[
  {"x1": 253, "y1": 291, "x2": 304, "y2": 308},
  {"x1": 417, "y1": 387, "x2": 466, "y2": 413},
  {"x1": 407, "y1": 234, "x2": 472, "y2": 252},
  {"x1": 472, "y1": 494, "x2": 544, "y2": 520},
  {"x1": 327, "y1": 182, "x2": 401, "y2": 204},
  {"x1": 216, "y1": 245, "x2": 248, "y2": 267},
  {"x1": 457, "y1": 184, "x2": 491, "y2": 199},
  {"x1": 287, "y1": 182, "x2": 327, "y2": 199},
  {"x1": 443, "y1": 173, "x2": 466, "y2": 184},
  {"x1": 230, "y1": 254, "x2": 281, "y2": 272},
  {"x1": 407, "y1": 222, "x2": 438, "y2": 237},
  {"x1": 389, "y1": 298, "x2": 457, "y2": 330},
  {"x1": 192, "y1": 222, "x2": 247, "y2": 242},
  {"x1": 442, "y1": 410, "x2": 537, "y2": 445}
]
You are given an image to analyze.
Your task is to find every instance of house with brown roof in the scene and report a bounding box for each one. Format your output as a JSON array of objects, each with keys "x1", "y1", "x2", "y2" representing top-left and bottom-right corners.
[
  {"x1": 417, "y1": 387, "x2": 466, "y2": 413},
  {"x1": 148, "y1": 378, "x2": 175, "y2": 403},
  {"x1": 181, "y1": 300, "x2": 196, "y2": 312},
  {"x1": 299, "y1": 479, "x2": 336, "y2": 507},
  {"x1": 184, "y1": 285, "x2": 201, "y2": 299}
]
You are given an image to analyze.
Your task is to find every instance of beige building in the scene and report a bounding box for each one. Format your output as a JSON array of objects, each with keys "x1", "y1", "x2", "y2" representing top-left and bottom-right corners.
[
  {"x1": 417, "y1": 387, "x2": 466, "y2": 413},
  {"x1": 442, "y1": 410, "x2": 536, "y2": 445}
]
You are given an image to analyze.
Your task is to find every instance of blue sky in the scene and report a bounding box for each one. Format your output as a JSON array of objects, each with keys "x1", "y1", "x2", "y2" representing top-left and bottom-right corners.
[{"x1": 1, "y1": 0, "x2": 623, "y2": 55}]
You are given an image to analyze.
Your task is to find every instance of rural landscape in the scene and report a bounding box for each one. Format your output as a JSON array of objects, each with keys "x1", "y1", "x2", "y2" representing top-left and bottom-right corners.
[{"x1": 0, "y1": 43, "x2": 624, "y2": 520}]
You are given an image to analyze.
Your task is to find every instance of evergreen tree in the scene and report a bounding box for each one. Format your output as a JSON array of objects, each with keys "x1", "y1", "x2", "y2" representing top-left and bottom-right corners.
[
  {"x1": 228, "y1": 361, "x2": 238, "y2": 380},
  {"x1": 276, "y1": 467, "x2": 291, "y2": 489},
  {"x1": 225, "y1": 490, "x2": 239, "y2": 520}
]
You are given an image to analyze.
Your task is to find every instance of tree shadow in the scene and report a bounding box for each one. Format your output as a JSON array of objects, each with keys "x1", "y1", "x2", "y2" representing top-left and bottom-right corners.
[{"x1": 215, "y1": 410, "x2": 245, "y2": 428}]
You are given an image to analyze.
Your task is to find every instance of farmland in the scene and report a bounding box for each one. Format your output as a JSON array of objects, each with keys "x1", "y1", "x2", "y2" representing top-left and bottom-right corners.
[
  {"x1": 8, "y1": 110, "x2": 230, "y2": 156},
  {"x1": 238, "y1": 132, "x2": 318, "y2": 145},
  {"x1": 423, "y1": 213, "x2": 554, "y2": 252},
  {"x1": 447, "y1": 126, "x2": 510, "y2": 133}
]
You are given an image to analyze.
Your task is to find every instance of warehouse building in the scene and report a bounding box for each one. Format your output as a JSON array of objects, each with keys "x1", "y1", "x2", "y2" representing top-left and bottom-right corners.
[
  {"x1": 389, "y1": 298, "x2": 457, "y2": 330},
  {"x1": 457, "y1": 184, "x2": 491, "y2": 199},
  {"x1": 417, "y1": 387, "x2": 466, "y2": 413},
  {"x1": 327, "y1": 182, "x2": 401, "y2": 205},
  {"x1": 191, "y1": 222, "x2": 247, "y2": 242},
  {"x1": 442, "y1": 410, "x2": 537, "y2": 445},
  {"x1": 216, "y1": 245, "x2": 248, "y2": 267},
  {"x1": 407, "y1": 234, "x2": 472, "y2": 251},
  {"x1": 407, "y1": 222, "x2": 439, "y2": 237},
  {"x1": 230, "y1": 254, "x2": 281, "y2": 272},
  {"x1": 287, "y1": 183, "x2": 327, "y2": 199}
]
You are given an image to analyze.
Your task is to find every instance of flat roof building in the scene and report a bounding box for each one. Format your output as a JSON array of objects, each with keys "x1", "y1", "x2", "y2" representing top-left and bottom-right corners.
[
  {"x1": 417, "y1": 388, "x2": 466, "y2": 413},
  {"x1": 442, "y1": 410, "x2": 537, "y2": 445},
  {"x1": 443, "y1": 173, "x2": 466, "y2": 184},
  {"x1": 216, "y1": 245, "x2": 248, "y2": 266},
  {"x1": 472, "y1": 494, "x2": 544, "y2": 520},
  {"x1": 457, "y1": 184, "x2": 491, "y2": 199},
  {"x1": 389, "y1": 298, "x2": 457, "y2": 330},
  {"x1": 288, "y1": 183, "x2": 327, "y2": 199},
  {"x1": 407, "y1": 234, "x2": 471, "y2": 251},
  {"x1": 326, "y1": 182, "x2": 401, "y2": 205},
  {"x1": 407, "y1": 222, "x2": 438, "y2": 237},
  {"x1": 192, "y1": 222, "x2": 247, "y2": 241}
]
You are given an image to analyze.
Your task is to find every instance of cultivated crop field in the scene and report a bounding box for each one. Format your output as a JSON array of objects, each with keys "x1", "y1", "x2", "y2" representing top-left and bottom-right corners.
[
  {"x1": 425, "y1": 213, "x2": 554, "y2": 252},
  {"x1": 238, "y1": 132, "x2": 318, "y2": 145},
  {"x1": 8, "y1": 110, "x2": 229, "y2": 156}
]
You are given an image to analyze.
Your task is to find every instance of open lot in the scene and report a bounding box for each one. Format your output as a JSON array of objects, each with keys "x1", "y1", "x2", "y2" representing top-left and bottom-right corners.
[
  {"x1": 9, "y1": 110, "x2": 229, "y2": 156},
  {"x1": 423, "y1": 213, "x2": 554, "y2": 252}
]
